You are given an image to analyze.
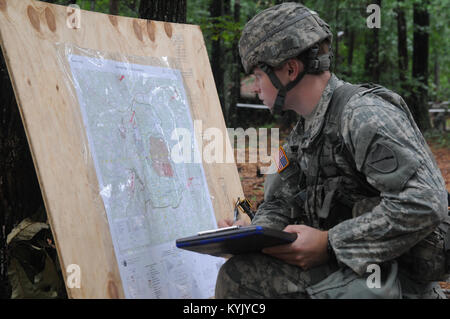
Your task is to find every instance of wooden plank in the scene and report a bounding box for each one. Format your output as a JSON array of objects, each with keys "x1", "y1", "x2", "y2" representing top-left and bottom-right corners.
[{"x1": 0, "y1": 0, "x2": 245, "y2": 298}]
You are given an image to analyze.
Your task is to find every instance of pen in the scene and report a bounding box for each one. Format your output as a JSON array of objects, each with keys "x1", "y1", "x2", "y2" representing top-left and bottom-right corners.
[
  {"x1": 233, "y1": 198, "x2": 240, "y2": 223},
  {"x1": 236, "y1": 197, "x2": 255, "y2": 221},
  {"x1": 198, "y1": 225, "x2": 239, "y2": 236}
]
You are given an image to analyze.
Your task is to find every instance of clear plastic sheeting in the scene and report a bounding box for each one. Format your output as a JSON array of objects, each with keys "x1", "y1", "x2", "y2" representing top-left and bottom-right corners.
[{"x1": 56, "y1": 43, "x2": 224, "y2": 298}]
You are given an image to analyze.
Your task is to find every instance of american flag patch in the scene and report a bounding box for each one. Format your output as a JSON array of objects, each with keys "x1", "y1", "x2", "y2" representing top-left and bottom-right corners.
[{"x1": 277, "y1": 146, "x2": 290, "y2": 173}]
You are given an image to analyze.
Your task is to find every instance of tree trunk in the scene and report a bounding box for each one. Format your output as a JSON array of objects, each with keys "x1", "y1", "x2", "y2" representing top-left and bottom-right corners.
[
  {"x1": 109, "y1": 0, "x2": 119, "y2": 15},
  {"x1": 223, "y1": 0, "x2": 231, "y2": 124},
  {"x1": 344, "y1": 11, "x2": 355, "y2": 77},
  {"x1": 347, "y1": 30, "x2": 355, "y2": 75},
  {"x1": 224, "y1": 0, "x2": 231, "y2": 16},
  {"x1": 396, "y1": 0, "x2": 408, "y2": 85},
  {"x1": 227, "y1": 0, "x2": 241, "y2": 127},
  {"x1": 334, "y1": 2, "x2": 339, "y2": 73},
  {"x1": 139, "y1": 0, "x2": 187, "y2": 23},
  {"x1": 410, "y1": 0, "x2": 430, "y2": 131},
  {"x1": 209, "y1": 0, "x2": 225, "y2": 115}
]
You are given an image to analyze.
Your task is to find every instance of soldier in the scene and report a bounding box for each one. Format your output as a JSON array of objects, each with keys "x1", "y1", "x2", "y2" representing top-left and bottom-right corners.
[{"x1": 215, "y1": 2, "x2": 449, "y2": 299}]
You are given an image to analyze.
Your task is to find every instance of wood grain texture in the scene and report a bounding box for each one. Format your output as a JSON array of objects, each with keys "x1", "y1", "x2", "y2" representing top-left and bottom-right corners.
[{"x1": 0, "y1": 0, "x2": 244, "y2": 298}]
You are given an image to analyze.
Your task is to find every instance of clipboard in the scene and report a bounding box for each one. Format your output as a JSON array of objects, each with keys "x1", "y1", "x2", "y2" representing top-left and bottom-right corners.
[{"x1": 175, "y1": 225, "x2": 298, "y2": 258}]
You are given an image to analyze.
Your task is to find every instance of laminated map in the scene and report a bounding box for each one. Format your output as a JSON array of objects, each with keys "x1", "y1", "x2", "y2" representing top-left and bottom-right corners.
[{"x1": 68, "y1": 53, "x2": 224, "y2": 298}]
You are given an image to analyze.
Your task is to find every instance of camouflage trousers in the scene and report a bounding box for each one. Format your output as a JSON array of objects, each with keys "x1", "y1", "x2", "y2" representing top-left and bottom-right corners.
[{"x1": 215, "y1": 253, "x2": 447, "y2": 299}]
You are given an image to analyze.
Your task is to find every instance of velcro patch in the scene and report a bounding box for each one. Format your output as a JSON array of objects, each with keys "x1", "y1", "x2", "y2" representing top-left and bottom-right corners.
[
  {"x1": 367, "y1": 142, "x2": 398, "y2": 173},
  {"x1": 277, "y1": 146, "x2": 290, "y2": 173}
]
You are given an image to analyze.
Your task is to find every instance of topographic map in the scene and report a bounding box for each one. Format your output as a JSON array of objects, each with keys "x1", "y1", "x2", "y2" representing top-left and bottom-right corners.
[{"x1": 68, "y1": 54, "x2": 224, "y2": 298}]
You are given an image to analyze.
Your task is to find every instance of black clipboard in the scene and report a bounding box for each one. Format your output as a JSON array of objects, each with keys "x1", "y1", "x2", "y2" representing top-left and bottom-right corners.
[{"x1": 175, "y1": 225, "x2": 297, "y2": 258}]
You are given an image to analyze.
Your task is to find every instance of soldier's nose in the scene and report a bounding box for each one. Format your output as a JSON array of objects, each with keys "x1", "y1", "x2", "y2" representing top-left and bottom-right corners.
[
  {"x1": 252, "y1": 83, "x2": 261, "y2": 94},
  {"x1": 249, "y1": 75, "x2": 260, "y2": 94}
]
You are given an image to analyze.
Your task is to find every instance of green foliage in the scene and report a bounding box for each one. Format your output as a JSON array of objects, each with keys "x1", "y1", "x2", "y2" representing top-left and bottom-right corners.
[
  {"x1": 205, "y1": 16, "x2": 242, "y2": 43},
  {"x1": 42, "y1": 0, "x2": 449, "y2": 107},
  {"x1": 187, "y1": 0, "x2": 277, "y2": 50},
  {"x1": 424, "y1": 130, "x2": 450, "y2": 149},
  {"x1": 187, "y1": 14, "x2": 242, "y2": 49},
  {"x1": 429, "y1": 0, "x2": 450, "y2": 102}
]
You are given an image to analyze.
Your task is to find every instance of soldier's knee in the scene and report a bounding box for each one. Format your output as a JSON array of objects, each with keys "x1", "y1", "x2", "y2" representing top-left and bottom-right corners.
[{"x1": 215, "y1": 256, "x2": 243, "y2": 298}]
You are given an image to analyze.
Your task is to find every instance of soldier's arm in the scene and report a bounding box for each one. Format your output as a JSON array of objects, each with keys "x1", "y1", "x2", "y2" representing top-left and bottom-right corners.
[
  {"x1": 218, "y1": 148, "x2": 300, "y2": 230},
  {"x1": 327, "y1": 94, "x2": 448, "y2": 275},
  {"x1": 251, "y1": 171, "x2": 297, "y2": 230},
  {"x1": 252, "y1": 130, "x2": 305, "y2": 230}
]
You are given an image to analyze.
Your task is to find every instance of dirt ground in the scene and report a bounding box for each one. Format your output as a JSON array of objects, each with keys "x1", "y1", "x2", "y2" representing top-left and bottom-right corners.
[
  {"x1": 235, "y1": 136, "x2": 450, "y2": 292},
  {"x1": 428, "y1": 142, "x2": 450, "y2": 292}
]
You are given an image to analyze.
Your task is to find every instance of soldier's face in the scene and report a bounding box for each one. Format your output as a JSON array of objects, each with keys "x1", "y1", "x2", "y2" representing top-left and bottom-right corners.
[{"x1": 252, "y1": 67, "x2": 279, "y2": 109}]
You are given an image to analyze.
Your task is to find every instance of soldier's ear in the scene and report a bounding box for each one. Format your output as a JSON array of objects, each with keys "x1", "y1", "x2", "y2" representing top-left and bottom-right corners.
[{"x1": 286, "y1": 59, "x2": 303, "y2": 80}]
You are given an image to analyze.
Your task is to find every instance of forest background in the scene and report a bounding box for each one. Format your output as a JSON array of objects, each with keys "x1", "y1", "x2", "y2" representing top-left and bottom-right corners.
[{"x1": 0, "y1": 0, "x2": 448, "y2": 298}]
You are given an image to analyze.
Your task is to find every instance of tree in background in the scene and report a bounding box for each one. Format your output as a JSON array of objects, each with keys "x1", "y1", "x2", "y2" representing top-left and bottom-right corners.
[
  {"x1": 410, "y1": 0, "x2": 431, "y2": 130},
  {"x1": 396, "y1": 0, "x2": 408, "y2": 88},
  {"x1": 365, "y1": 0, "x2": 381, "y2": 83},
  {"x1": 208, "y1": 0, "x2": 225, "y2": 115},
  {"x1": 139, "y1": 0, "x2": 186, "y2": 23},
  {"x1": 109, "y1": 0, "x2": 119, "y2": 15},
  {"x1": 227, "y1": 0, "x2": 241, "y2": 127},
  {"x1": 22, "y1": 0, "x2": 448, "y2": 130}
]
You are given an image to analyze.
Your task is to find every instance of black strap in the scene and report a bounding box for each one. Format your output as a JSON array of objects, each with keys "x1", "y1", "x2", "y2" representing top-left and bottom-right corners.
[
  {"x1": 326, "y1": 84, "x2": 380, "y2": 197},
  {"x1": 328, "y1": 84, "x2": 365, "y2": 132},
  {"x1": 260, "y1": 63, "x2": 306, "y2": 115},
  {"x1": 260, "y1": 64, "x2": 283, "y2": 89}
]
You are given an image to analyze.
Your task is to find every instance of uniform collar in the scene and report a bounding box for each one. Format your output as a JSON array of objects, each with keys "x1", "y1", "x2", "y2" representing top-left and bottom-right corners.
[{"x1": 299, "y1": 73, "x2": 344, "y2": 149}]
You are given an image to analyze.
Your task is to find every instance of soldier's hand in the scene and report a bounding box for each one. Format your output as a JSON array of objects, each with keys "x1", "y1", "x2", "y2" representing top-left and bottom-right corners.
[
  {"x1": 217, "y1": 218, "x2": 249, "y2": 228},
  {"x1": 262, "y1": 225, "x2": 329, "y2": 270}
]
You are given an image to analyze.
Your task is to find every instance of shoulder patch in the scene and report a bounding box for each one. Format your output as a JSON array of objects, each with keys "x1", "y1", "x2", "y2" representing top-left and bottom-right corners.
[
  {"x1": 367, "y1": 142, "x2": 398, "y2": 173},
  {"x1": 363, "y1": 138, "x2": 422, "y2": 192},
  {"x1": 277, "y1": 146, "x2": 290, "y2": 173}
]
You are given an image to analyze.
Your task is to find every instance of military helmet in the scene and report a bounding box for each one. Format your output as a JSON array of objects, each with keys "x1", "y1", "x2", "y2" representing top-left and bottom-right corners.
[{"x1": 239, "y1": 2, "x2": 333, "y2": 74}]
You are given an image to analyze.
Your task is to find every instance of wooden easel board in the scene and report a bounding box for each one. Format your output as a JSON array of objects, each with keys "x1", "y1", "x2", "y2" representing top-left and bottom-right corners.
[{"x1": 0, "y1": 0, "x2": 244, "y2": 298}]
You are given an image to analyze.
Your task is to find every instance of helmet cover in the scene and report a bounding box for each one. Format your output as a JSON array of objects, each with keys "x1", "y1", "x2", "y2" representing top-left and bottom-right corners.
[{"x1": 239, "y1": 2, "x2": 332, "y2": 73}]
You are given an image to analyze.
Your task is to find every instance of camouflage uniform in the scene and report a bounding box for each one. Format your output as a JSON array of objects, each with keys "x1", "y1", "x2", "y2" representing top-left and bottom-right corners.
[
  {"x1": 215, "y1": 3, "x2": 449, "y2": 299},
  {"x1": 216, "y1": 74, "x2": 448, "y2": 299}
]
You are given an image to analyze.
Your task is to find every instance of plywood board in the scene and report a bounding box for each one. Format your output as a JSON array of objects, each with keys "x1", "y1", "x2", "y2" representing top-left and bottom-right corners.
[{"x1": 0, "y1": 0, "x2": 244, "y2": 298}]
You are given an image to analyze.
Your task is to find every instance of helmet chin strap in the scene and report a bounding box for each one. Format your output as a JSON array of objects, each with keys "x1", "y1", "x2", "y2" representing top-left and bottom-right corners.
[
  {"x1": 259, "y1": 63, "x2": 306, "y2": 115},
  {"x1": 257, "y1": 43, "x2": 332, "y2": 115}
]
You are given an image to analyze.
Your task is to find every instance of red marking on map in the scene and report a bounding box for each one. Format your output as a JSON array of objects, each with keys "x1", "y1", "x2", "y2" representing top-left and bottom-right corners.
[
  {"x1": 149, "y1": 136, "x2": 174, "y2": 177},
  {"x1": 119, "y1": 75, "x2": 125, "y2": 81},
  {"x1": 187, "y1": 177, "x2": 194, "y2": 187},
  {"x1": 130, "y1": 172, "x2": 135, "y2": 191}
]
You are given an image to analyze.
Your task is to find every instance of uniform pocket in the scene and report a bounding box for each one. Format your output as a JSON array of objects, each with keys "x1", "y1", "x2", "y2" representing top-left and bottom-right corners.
[
  {"x1": 398, "y1": 223, "x2": 448, "y2": 282},
  {"x1": 306, "y1": 262, "x2": 402, "y2": 299}
]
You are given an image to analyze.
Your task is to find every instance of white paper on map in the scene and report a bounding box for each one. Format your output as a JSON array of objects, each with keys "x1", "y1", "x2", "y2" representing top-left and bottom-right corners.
[{"x1": 64, "y1": 51, "x2": 225, "y2": 299}]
